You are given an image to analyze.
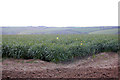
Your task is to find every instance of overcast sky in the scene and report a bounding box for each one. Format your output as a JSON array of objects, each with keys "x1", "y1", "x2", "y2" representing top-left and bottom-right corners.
[{"x1": 0, "y1": 0, "x2": 119, "y2": 27}]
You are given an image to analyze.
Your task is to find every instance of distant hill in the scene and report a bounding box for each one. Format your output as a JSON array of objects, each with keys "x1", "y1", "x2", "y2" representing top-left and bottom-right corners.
[
  {"x1": 0, "y1": 26, "x2": 119, "y2": 35},
  {"x1": 89, "y1": 28, "x2": 118, "y2": 34}
]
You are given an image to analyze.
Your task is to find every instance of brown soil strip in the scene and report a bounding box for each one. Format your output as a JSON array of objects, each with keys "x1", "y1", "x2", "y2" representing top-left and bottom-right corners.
[{"x1": 2, "y1": 52, "x2": 119, "y2": 78}]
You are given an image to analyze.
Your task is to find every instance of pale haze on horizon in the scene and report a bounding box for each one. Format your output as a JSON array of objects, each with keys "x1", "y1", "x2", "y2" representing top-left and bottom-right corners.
[{"x1": 0, "y1": 0, "x2": 119, "y2": 27}]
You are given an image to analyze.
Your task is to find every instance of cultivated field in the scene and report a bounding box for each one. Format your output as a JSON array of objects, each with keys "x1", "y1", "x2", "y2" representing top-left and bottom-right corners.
[
  {"x1": 2, "y1": 34, "x2": 119, "y2": 62},
  {"x1": 2, "y1": 34, "x2": 120, "y2": 79}
]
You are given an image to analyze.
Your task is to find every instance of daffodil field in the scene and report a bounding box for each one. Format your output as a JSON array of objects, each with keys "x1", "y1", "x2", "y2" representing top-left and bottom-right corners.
[{"x1": 2, "y1": 34, "x2": 119, "y2": 62}]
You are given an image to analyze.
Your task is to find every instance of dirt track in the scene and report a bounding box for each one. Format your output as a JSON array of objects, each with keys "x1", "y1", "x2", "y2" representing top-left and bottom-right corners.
[{"x1": 2, "y1": 52, "x2": 119, "y2": 78}]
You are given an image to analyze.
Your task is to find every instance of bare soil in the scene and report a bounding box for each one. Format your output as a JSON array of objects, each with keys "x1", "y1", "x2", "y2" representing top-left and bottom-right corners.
[{"x1": 2, "y1": 52, "x2": 119, "y2": 79}]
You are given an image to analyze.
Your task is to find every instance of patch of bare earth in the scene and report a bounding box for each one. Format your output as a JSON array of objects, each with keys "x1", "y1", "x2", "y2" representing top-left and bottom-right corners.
[{"x1": 2, "y1": 52, "x2": 119, "y2": 78}]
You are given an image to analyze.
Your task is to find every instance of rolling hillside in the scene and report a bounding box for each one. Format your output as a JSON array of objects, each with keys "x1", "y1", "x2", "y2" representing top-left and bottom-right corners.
[
  {"x1": 1, "y1": 26, "x2": 119, "y2": 35},
  {"x1": 89, "y1": 28, "x2": 118, "y2": 34}
]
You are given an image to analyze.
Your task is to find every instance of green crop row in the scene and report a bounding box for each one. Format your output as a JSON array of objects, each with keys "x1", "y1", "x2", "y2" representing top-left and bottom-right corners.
[{"x1": 2, "y1": 34, "x2": 120, "y2": 62}]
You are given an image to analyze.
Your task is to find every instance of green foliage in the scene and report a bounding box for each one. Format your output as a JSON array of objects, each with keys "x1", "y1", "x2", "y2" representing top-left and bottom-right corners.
[{"x1": 2, "y1": 34, "x2": 119, "y2": 62}]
